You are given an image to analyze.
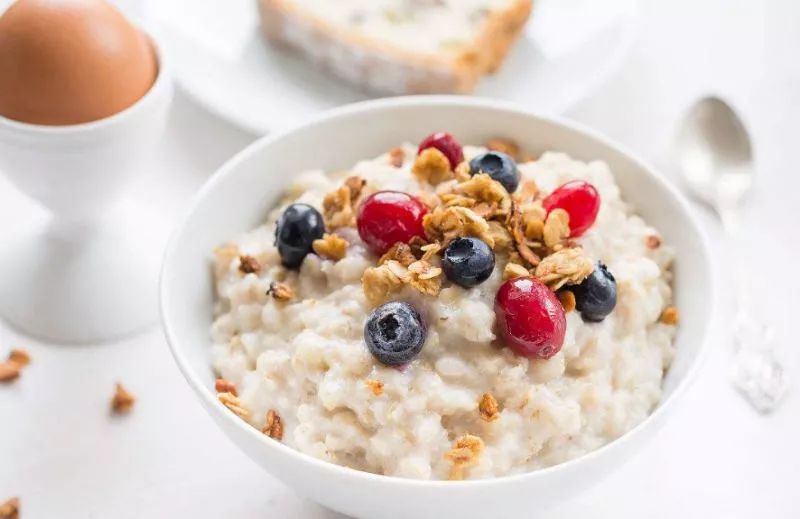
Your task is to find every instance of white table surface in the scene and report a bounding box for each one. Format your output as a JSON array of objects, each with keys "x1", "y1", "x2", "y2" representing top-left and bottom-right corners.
[{"x1": 2, "y1": 0, "x2": 798, "y2": 517}]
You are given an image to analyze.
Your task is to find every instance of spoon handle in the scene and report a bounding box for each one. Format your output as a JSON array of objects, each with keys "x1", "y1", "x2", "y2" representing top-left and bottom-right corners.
[{"x1": 718, "y1": 205, "x2": 788, "y2": 413}]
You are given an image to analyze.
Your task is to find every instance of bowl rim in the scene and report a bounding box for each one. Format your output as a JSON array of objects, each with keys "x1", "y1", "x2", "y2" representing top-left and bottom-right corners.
[{"x1": 160, "y1": 95, "x2": 716, "y2": 489}]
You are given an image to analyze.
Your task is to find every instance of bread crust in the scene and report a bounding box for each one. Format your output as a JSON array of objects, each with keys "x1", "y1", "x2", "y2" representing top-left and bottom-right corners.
[{"x1": 258, "y1": 0, "x2": 533, "y2": 94}]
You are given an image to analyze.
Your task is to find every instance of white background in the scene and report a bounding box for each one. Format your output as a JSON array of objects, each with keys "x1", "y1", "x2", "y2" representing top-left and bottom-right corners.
[{"x1": 1, "y1": 0, "x2": 798, "y2": 517}]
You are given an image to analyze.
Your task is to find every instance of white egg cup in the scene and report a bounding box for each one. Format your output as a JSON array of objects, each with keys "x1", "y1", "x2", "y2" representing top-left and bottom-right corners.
[{"x1": 0, "y1": 39, "x2": 172, "y2": 344}]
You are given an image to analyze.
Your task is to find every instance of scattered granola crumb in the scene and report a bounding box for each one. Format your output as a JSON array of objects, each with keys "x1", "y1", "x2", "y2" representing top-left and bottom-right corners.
[
  {"x1": 543, "y1": 208, "x2": 571, "y2": 249},
  {"x1": 379, "y1": 242, "x2": 417, "y2": 267},
  {"x1": 534, "y1": 248, "x2": 594, "y2": 290},
  {"x1": 646, "y1": 235, "x2": 662, "y2": 249},
  {"x1": 215, "y1": 378, "x2": 237, "y2": 396},
  {"x1": 268, "y1": 282, "x2": 295, "y2": 302},
  {"x1": 238, "y1": 255, "x2": 261, "y2": 275},
  {"x1": 312, "y1": 233, "x2": 349, "y2": 261},
  {"x1": 218, "y1": 392, "x2": 249, "y2": 420},
  {"x1": 262, "y1": 409, "x2": 283, "y2": 440},
  {"x1": 485, "y1": 137, "x2": 520, "y2": 159},
  {"x1": 558, "y1": 290, "x2": 577, "y2": 313},
  {"x1": 8, "y1": 350, "x2": 30, "y2": 367},
  {"x1": 0, "y1": 348, "x2": 27, "y2": 382},
  {"x1": 0, "y1": 497, "x2": 19, "y2": 519},
  {"x1": 111, "y1": 383, "x2": 135, "y2": 414},
  {"x1": 387, "y1": 147, "x2": 405, "y2": 168},
  {"x1": 479, "y1": 393, "x2": 500, "y2": 422},
  {"x1": 503, "y1": 262, "x2": 529, "y2": 280},
  {"x1": 445, "y1": 434, "x2": 484, "y2": 480},
  {"x1": 660, "y1": 306, "x2": 680, "y2": 325},
  {"x1": 364, "y1": 379, "x2": 384, "y2": 396},
  {"x1": 412, "y1": 147, "x2": 453, "y2": 185},
  {"x1": 0, "y1": 362, "x2": 20, "y2": 383}
]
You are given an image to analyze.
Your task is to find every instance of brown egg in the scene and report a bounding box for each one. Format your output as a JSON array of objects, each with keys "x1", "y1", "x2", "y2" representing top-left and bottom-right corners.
[{"x1": 0, "y1": 0, "x2": 157, "y2": 125}]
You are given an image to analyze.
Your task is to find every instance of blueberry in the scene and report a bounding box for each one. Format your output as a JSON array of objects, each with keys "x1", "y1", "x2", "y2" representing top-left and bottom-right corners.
[
  {"x1": 364, "y1": 301, "x2": 426, "y2": 366},
  {"x1": 274, "y1": 203, "x2": 325, "y2": 269},
  {"x1": 468, "y1": 151, "x2": 519, "y2": 193},
  {"x1": 442, "y1": 237, "x2": 495, "y2": 288},
  {"x1": 572, "y1": 262, "x2": 617, "y2": 322}
]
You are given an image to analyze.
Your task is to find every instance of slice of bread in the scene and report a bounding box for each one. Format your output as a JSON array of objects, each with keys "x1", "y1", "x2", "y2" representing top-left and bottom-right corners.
[{"x1": 258, "y1": 0, "x2": 533, "y2": 94}]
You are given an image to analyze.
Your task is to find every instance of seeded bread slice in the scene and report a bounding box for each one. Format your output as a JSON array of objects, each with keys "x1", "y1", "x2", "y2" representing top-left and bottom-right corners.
[{"x1": 258, "y1": 0, "x2": 533, "y2": 94}]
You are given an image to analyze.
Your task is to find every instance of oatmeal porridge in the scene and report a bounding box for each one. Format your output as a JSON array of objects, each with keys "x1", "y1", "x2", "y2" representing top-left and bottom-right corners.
[{"x1": 210, "y1": 133, "x2": 678, "y2": 480}]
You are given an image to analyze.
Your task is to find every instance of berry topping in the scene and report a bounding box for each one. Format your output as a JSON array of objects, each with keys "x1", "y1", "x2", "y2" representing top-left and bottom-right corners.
[
  {"x1": 572, "y1": 262, "x2": 617, "y2": 322},
  {"x1": 442, "y1": 237, "x2": 495, "y2": 288},
  {"x1": 542, "y1": 181, "x2": 600, "y2": 238},
  {"x1": 364, "y1": 301, "x2": 427, "y2": 366},
  {"x1": 468, "y1": 151, "x2": 519, "y2": 193},
  {"x1": 274, "y1": 203, "x2": 325, "y2": 269},
  {"x1": 494, "y1": 277, "x2": 566, "y2": 359},
  {"x1": 357, "y1": 191, "x2": 428, "y2": 255},
  {"x1": 418, "y1": 132, "x2": 464, "y2": 169}
]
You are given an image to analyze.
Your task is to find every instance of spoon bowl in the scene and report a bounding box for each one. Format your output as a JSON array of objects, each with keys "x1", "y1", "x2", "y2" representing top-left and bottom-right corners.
[{"x1": 675, "y1": 96, "x2": 754, "y2": 210}]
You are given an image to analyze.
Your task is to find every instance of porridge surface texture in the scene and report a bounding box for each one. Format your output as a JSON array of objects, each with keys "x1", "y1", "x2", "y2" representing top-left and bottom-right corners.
[{"x1": 211, "y1": 145, "x2": 676, "y2": 480}]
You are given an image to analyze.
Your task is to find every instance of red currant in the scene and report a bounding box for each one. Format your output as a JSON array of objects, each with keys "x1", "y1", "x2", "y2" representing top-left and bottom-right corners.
[
  {"x1": 357, "y1": 191, "x2": 428, "y2": 255},
  {"x1": 542, "y1": 181, "x2": 600, "y2": 238},
  {"x1": 494, "y1": 277, "x2": 566, "y2": 359},
  {"x1": 418, "y1": 132, "x2": 464, "y2": 169}
]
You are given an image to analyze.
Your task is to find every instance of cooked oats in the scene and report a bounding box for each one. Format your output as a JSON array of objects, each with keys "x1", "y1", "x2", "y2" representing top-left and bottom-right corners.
[{"x1": 210, "y1": 147, "x2": 677, "y2": 480}]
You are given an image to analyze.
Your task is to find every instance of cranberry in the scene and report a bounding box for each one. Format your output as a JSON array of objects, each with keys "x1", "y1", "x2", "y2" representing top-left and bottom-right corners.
[
  {"x1": 357, "y1": 191, "x2": 428, "y2": 255},
  {"x1": 418, "y1": 132, "x2": 464, "y2": 169},
  {"x1": 542, "y1": 181, "x2": 600, "y2": 238},
  {"x1": 494, "y1": 277, "x2": 566, "y2": 359}
]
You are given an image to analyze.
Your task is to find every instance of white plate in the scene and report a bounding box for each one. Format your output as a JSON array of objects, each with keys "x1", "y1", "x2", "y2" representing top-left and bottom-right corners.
[{"x1": 141, "y1": 0, "x2": 638, "y2": 135}]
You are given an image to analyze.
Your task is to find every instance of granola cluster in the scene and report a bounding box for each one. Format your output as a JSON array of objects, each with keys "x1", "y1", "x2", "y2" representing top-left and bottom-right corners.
[
  {"x1": 322, "y1": 175, "x2": 368, "y2": 230},
  {"x1": 344, "y1": 139, "x2": 594, "y2": 306}
]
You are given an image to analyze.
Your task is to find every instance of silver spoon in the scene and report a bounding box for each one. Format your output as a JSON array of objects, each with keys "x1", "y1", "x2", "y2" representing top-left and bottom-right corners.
[{"x1": 675, "y1": 96, "x2": 787, "y2": 413}]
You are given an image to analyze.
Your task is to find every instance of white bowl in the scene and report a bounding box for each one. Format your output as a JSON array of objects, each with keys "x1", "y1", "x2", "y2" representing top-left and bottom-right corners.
[{"x1": 160, "y1": 97, "x2": 714, "y2": 519}]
